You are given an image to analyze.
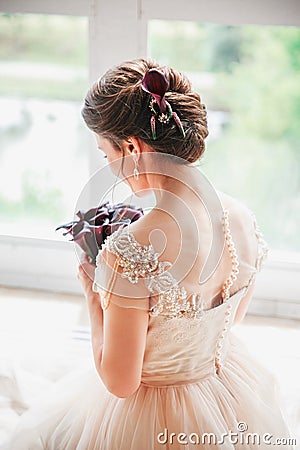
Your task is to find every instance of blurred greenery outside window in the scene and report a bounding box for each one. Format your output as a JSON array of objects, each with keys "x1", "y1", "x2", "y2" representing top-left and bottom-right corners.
[
  {"x1": 0, "y1": 15, "x2": 299, "y2": 254},
  {"x1": 149, "y1": 21, "x2": 300, "y2": 253},
  {"x1": 0, "y1": 13, "x2": 89, "y2": 241}
]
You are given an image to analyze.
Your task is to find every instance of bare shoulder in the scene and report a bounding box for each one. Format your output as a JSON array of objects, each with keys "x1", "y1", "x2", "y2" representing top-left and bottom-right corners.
[
  {"x1": 216, "y1": 190, "x2": 259, "y2": 266},
  {"x1": 217, "y1": 190, "x2": 254, "y2": 229},
  {"x1": 125, "y1": 208, "x2": 179, "y2": 255}
]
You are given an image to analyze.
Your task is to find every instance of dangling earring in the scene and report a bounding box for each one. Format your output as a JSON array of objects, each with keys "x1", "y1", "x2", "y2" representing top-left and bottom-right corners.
[{"x1": 133, "y1": 155, "x2": 139, "y2": 180}]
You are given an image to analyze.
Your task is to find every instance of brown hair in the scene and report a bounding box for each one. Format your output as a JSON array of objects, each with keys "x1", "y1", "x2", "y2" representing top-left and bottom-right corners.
[{"x1": 81, "y1": 58, "x2": 208, "y2": 163}]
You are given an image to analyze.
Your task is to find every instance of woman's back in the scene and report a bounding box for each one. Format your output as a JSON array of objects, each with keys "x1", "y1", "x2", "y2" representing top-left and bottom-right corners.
[
  {"x1": 126, "y1": 187, "x2": 264, "y2": 313},
  {"x1": 91, "y1": 186, "x2": 266, "y2": 377}
]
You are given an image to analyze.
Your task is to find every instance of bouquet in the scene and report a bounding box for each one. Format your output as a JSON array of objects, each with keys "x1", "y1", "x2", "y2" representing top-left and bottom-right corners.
[{"x1": 55, "y1": 201, "x2": 144, "y2": 266}]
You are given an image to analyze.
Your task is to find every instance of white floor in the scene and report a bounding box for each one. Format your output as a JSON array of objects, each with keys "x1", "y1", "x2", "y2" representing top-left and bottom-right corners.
[{"x1": 0, "y1": 286, "x2": 299, "y2": 448}]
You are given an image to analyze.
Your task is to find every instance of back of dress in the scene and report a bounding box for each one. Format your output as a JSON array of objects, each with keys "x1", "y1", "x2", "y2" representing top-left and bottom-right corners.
[
  {"x1": 89, "y1": 196, "x2": 293, "y2": 449},
  {"x1": 93, "y1": 192, "x2": 268, "y2": 385}
]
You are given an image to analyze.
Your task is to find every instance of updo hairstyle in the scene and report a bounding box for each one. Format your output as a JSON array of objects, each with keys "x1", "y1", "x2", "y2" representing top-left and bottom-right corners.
[{"x1": 81, "y1": 58, "x2": 208, "y2": 163}]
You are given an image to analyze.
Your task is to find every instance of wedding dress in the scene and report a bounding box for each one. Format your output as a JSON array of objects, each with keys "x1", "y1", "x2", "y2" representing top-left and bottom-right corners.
[{"x1": 3, "y1": 195, "x2": 294, "y2": 449}]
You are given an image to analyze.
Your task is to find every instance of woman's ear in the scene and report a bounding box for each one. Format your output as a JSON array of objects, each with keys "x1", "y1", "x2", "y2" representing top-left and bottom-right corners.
[{"x1": 122, "y1": 136, "x2": 143, "y2": 159}]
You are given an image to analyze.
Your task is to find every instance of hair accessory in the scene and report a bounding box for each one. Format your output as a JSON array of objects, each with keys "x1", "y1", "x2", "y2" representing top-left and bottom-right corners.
[{"x1": 141, "y1": 69, "x2": 186, "y2": 140}]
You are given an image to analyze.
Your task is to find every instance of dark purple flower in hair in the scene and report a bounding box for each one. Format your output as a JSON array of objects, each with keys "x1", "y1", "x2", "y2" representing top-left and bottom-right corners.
[
  {"x1": 141, "y1": 69, "x2": 169, "y2": 113},
  {"x1": 56, "y1": 201, "x2": 144, "y2": 265}
]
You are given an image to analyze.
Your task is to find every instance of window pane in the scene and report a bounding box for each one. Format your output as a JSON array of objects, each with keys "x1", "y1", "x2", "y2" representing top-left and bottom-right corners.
[
  {"x1": 148, "y1": 22, "x2": 300, "y2": 253},
  {"x1": 0, "y1": 14, "x2": 89, "y2": 241}
]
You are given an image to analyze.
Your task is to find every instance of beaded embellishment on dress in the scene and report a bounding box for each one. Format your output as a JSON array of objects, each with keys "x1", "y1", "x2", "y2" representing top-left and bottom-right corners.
[
  {"x1": 100, "y1": 225, "x2": 165, "y2": 284},
  {"x1": 214, "y1": 209, "x2": 240, "y2": 374},
  {"x1": 98, "y1": 208, "x2": 241, "y2": 320},
  {"x1": 220, "y1": 209, "x2": 240, "y2": 302},
  {"x1": 100, "y1": 224, "x2": 204, "y2": 319},
  {"x1": 94, "y1": 207, "x2": 270, "y2": 379}
]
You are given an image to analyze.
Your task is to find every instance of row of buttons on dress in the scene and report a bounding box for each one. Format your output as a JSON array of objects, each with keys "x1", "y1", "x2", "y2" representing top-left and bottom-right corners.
[
  {"x1": 214, "y1": 209, "x2": 239, "y2": 376},
  {"x1": 214, "y1": 302, "x2": 233, "y2": 375}
]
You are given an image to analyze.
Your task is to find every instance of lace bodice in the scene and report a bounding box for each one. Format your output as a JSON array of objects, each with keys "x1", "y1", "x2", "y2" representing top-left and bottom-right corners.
[
  {"x1": 93, "y1": 208, "x2": 268, "y2": 318},
  {"x1": 92, "y1": 206, "x2": 269, "y2": 380}
]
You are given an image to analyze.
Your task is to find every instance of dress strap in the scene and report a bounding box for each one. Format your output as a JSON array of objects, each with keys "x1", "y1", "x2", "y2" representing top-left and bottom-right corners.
[
  {"x1": 95, "y1": 254, "x2": 121, "y2": 310},
  {"x1": 220, "y1": 209, "x2": 240, "y2": 302},
  {"x1": 231, "y1": 212, "x2": 269, "y2": 302},
  {"x1": 93, "y1": 225, "x2": 152, "y2": 311},
  {"x1": 101, "y1": 224, "x2": 174, "y2": 291},
  {"x1": 97, "y1": 224, "x2": 207, "y2": 319}
]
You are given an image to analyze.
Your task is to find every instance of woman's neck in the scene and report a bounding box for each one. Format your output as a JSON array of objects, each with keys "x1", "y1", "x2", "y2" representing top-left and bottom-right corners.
[{"x1": 152, "y1": 166, "x2": 200, "y2": 208}]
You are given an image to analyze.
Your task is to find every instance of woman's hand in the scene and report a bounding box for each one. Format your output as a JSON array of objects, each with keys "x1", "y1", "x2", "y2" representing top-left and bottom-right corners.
[{"x1": 77, "y1": 253, "x2": 97, "y2": 300}]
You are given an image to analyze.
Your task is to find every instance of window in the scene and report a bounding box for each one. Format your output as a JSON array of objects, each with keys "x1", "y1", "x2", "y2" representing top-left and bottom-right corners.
[
  {"x1": 148, "y1": 21, "x2": 300, "y2": 254},
  {"x1": 0, "y1": 13, "x2": 89, "y2": 240}
]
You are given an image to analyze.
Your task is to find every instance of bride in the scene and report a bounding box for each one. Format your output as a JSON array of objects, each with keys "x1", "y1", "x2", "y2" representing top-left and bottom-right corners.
[{"x1": 5, "y1": 58, "x2": 293, "y2": 449}]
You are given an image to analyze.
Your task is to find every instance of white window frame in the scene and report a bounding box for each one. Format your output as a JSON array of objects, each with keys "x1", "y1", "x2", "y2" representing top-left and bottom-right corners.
[{"x1": 0, "y1": 0, "x2": 299, "y2": 319}]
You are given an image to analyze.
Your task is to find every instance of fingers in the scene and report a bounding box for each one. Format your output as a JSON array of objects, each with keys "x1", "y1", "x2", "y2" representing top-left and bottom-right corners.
[
  {"x1": 78, "y1": 262, "x2": 95, "y2": 281},
  {"x1": 80, "y1": 252, "x2": 88, "y2": 264},
  {"x1": 78, "y1": 264, "x2": 88, "y2": 276},
  {"x1": 77, "y1": 265, "x2": 83, "y2": 279},
  {"x1": 80, "y1": 253, "x2": 93, "y2": 265},
  {"x1": 77, "y1": 263, "x2": 89, "y2": 277}
]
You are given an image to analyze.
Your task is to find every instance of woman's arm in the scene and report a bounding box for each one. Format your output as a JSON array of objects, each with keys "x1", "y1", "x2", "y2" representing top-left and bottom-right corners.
[
  {"x1": 96, "y1": 248, "x2": 149, "y2": 398},
  {"x1": 85, "y1": 293, "x2": 104, "y2": 372},
  {"x1": 77, "y1": 261, "x2": 104, "y2": 372},
  {"x1": 78, "y1": 255, "x2": 149, "y2": 399},
  {"x1": 99, "y1": 302, "x2": 148, "y2": 398}
]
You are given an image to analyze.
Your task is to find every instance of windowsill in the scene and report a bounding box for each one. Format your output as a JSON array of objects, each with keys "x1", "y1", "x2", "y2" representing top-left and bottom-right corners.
[
  {"x1": 1, "y1": 233, "x2": 299, "y2": 262},
  {"x1": 268, "y1": 249, "x2": 300, "y2": 267},
  {"x1": 0, "y1": 235, "x2": 299, "y2": 318}
]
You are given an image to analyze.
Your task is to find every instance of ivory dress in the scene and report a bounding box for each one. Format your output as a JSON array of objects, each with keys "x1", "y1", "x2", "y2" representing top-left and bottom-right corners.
[{"x1": 3, "y1": 202, "x2": 294, "y2": 450}]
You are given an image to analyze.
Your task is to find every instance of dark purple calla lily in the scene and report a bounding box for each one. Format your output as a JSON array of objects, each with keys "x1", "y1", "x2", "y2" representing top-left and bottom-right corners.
[
  {"x1": 141, "y1": 69, "x2": 169, "y2": 113},
  {"x1": 55, "y1": 201, "x2": 144, "y2": 265},
  {"x1": 72, "y1": 222, "x2": 99, "y2": 261}
]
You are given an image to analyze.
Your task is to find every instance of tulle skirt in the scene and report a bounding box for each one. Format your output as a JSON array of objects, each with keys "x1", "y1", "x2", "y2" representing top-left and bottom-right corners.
[{"x1": 2, "y1": 333, "x2": 294, "y2": 450}]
